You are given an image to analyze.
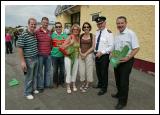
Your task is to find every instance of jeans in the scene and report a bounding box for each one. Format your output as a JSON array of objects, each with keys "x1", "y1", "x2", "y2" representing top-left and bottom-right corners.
[
  {"x1": 24, "y1": 55, "x2": 38, "y2": 96},
  {"x1": 52, "y1": 56, "x2": 65, "y2": 85},
  {"x1": 37, "y1": 55, "x2": 52, "y2": 89}
]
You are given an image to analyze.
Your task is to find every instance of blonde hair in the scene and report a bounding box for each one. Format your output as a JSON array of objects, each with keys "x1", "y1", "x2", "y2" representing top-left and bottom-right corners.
[{"x1": 71, "y1": 24, "x2": 81, "y2": 34}]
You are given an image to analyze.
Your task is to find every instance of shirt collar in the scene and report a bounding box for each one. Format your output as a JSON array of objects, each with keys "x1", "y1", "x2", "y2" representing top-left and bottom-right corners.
[
  {"x1": 55, "y1": 31, "x2": 63, "y2": 35},
  {"x1": 120, "y1": 27, "x2": 128, "y2": 34}
]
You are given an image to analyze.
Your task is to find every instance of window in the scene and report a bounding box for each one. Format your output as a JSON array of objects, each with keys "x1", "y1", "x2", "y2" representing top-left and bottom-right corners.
[{"x1": 92, "y1": 14, "x2": 99, "y2": 21}]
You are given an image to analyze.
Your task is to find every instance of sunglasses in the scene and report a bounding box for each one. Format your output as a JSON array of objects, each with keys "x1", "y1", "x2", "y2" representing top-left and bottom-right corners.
[
  {"x1": 83, "y1": 26, "x2": 90, "y2": 29},
  {"x1": 55, "y1": 26, "x2": 62, "y2": 28}
]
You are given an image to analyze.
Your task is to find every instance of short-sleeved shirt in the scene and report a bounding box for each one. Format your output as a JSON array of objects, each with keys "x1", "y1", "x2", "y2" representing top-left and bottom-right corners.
[
  {"x1": 114, "y1": 28, "x2": 139, "y2": 55},
  {"x1": 51, "y1": 32, "x2": 68, "y2": 57},
  {"x1": 94, "y1": 28, "x2": 114, "y2": 54},
  {"x1": 35, "y1": 28, "x2": 52, "y2": 56},
  {"x1": 17, "y1": 29, "x2": 38, "y2": 58}
]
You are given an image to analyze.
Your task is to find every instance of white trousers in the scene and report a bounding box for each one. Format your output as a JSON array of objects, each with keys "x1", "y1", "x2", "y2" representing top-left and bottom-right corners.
[
  {"x1": 79, "y1": 53, "x2": 94, "y2": 82},
  {"x1": 65, "y1": 57, "x2": 79, "y2": 83}
]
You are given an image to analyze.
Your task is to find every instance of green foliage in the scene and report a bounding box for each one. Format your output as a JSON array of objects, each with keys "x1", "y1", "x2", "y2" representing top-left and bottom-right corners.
[{"x1": 110, "y1": 45, "x2": 130, "y2": 68}]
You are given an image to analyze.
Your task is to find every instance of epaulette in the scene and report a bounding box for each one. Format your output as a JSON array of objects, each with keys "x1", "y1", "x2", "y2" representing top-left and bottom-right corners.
[{"x1": 107, "y1": 29, "x2": 112, "y2": 33}]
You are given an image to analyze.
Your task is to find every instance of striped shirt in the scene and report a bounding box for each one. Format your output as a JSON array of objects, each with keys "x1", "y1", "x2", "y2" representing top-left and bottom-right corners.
[
  {"x1": 35, "y1": 28, "x2": 52, "y2": 56},
  {"x1": 17, "y1": 29, "x2": 38, "y2": 58}
]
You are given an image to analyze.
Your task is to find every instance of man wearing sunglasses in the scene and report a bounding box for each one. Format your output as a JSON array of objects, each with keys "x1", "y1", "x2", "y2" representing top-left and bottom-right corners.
[
  {"x1": 94, "y1": 16, "x2": 114, "y2": 96},
  {"x1": 51, "y1": 22, "x2": 68, "y2": 88}
]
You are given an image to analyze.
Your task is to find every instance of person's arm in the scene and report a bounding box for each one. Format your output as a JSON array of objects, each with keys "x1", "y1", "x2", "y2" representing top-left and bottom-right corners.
[
  {"x1": 61, "y1": 35, "x2": 74, "y2": 49},
  {"x1": 18, "y1": 47, "x2": 27, "y2": 72},
  {"x1": 120, "y1": 47, "x2": 140, "y2": 62}
]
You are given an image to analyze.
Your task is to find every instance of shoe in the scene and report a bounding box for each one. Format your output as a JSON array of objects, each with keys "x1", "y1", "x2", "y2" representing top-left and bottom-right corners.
[
  {"x1": 83, "y1": 85, "x2": 89, "y2": 90},
  {"x1": 111, "y1": 93, "x2": 119, "y2": 98},
  {"x1": 80, "y1": 83, "x2": 86, "y2": 90},
  {"x1": 73, "y1": 86, "x2": 77, "y2": 91},
  {"x1": 93, "y1": 85, "x2": 101, "y2": 89},
  {"x1": 38, "y1": 89, "x2": 44, "y2": 93},
  {"x1": 97, "y1": 89, "x2": 107, "y2": 96},
  {"x1": 33, "y1": 90, "x2": 39, "y2": 94},
  {"x1": 115, "y1": 103, "x2": 126, "y2": 110},
  {"x1": 26, "y1": 95, "x2": 34, "y2": 100},
  {"x1": 81, "y1": 88, "x2": 87, "y2": 93},
  {"x1": 49, "y1": 86, "x2": 54, "y2": 89},
  {"x1": 67, "y1": 87, "x2": 71, "y2": 94},
  {"x1": 60, "y1": 83, "x2": 65, "y2": 88}
]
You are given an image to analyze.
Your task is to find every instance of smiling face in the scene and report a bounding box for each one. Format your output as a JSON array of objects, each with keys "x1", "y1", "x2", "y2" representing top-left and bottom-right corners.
[
  {"x1": 116, "y1": 18, "x2": 127, "y2": 33},
  {"x1": 97, "y1": 21, "x2": 106, "y2": 30},
  {"x1": 28, "y1": 19, "x2": 37, "y2": 32},
  {"x1": 83, "y1": 24, "x2": 90, "y2": 33},
  {"x1": 72, "y1": 26, "x2": 80, "y2": 35},
  {"x1": 55, "y1": 23, "x2": 62, "y2": 33},
  {"x1": 41, "y1": 19, "x2": 49, "y2": 30}
]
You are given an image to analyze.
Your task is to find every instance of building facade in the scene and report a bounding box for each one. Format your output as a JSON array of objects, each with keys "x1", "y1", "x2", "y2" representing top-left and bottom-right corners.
[{"x1": 54, "y1": 5, "x2": 155, "y2": 74}]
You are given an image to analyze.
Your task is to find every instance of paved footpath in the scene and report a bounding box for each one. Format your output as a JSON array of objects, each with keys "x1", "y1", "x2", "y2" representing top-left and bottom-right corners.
[{"x1": 4, "y1": 48, "x2": 156, "y2": 112}]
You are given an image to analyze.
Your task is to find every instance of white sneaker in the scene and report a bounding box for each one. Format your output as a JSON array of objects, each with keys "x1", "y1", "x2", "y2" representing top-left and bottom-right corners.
[
  {"x1": 26, "y1": 95, "x2": 34, "y2": 100},
  {"x1": 73, "y1": 86, "x2": 77, "y2": 91},
  {"x1": 33, "y1": 90, "x2": 39, "y2": 94},
  {"x1": 67, "y1": 88, "x2": 72, "y2": 94}
]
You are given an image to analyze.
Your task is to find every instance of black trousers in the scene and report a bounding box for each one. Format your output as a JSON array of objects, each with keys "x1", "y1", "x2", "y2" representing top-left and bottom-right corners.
[
  {"x1": 5, "y1": 41, "x2": 12, "y2": 53},
  {"x1": 95, "y1": 54, "x2": 110, "y2": 90},
  {"x1": 114, "y1": 58, "x2": 134, "y2": 104}
]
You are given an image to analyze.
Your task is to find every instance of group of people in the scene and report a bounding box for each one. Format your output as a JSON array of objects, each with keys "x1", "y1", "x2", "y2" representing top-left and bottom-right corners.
[
  {"x1": 17, "y1": 15, "x2": 139, "y2": 110},
  {"x1": 5, "y1": 30, "x2": 19, "y2": 54}
]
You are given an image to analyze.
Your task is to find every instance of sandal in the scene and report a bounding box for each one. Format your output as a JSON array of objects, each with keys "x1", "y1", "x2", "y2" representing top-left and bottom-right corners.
[
  {"x1": 67, "y1": 86, "x2": 71, "y2": 94},
  {"x1": 80, "y1": 83, "x2": 86, "y2": 90},
  {"x1": 73, "y1": 86, "x2": 77, "y2": 91},
  {"x1": 81, "y1": 88, "x2": 87, "y2": 93},
  {"x1": 83, "y1": 85, "x2": 89, "y2": 90}
]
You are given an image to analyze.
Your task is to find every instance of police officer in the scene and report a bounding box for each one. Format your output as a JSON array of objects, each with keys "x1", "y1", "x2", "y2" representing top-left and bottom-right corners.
[
  {"x1": 112, "y1": 16, "x2": 140, "y2": 109},
  {"x1": 94, "y1": 16, "x2": 114, "y2": 95}
]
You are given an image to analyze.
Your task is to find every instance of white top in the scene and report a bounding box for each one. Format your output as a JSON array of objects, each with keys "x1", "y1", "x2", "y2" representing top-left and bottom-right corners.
[
  {"x1": 114, "y1": 28, "x2": 140, "y2": 54},
  {"x1": 94, "y1": 28, "x2": 114, "y2": 54}
]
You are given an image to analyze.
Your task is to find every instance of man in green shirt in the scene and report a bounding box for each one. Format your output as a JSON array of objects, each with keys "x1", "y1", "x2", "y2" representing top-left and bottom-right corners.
[{"x1": 51, "y1": 22, "x2": 68, "y2": 87}]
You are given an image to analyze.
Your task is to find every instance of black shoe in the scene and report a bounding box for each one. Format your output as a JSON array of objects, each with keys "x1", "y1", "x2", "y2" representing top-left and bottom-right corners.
[
  {"x1": 48, "y1": 86, "x2": 54, "y2": 89},
  {"x1": 115, "y1": 103, "x2": 126, "y2": 110},
  {"x1": 111, "y1": 93, "x2": 119, "y2": 99},
  {"x1": 38, "y1": 89, "x2": 44, "y2": 93},
  {"x1": 60, "y1": 83, "x2": 65, "y2": 88},
  {"x1": 97, "y1": 89, "x2": 107, "y2": 96},
  {"x1": 93, "y1": 85, "x2": 102, "y2": 89}
]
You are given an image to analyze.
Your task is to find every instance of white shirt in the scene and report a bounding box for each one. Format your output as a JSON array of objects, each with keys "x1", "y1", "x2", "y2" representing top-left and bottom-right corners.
[
  {"x1": 95, "y1": 28, "x2": 114, "y2": 54},
  {"x1": 114, "y1": 28, "x2": 139, "y2": 55}
]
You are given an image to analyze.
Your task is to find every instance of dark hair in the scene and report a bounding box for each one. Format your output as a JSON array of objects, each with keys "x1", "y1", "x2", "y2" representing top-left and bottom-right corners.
[
  {"x1": 82, "y1": 22, "x2": 92, "y2": 31},
  {"x1": 116, "y1": 16, "x2": 127, "y2": 22},
  {"x1": 41, "y1": 17, "x2": 49, "y2": 22},
  {"x1": 55, "y1": 22, "x2": 62, "y2": 27}
]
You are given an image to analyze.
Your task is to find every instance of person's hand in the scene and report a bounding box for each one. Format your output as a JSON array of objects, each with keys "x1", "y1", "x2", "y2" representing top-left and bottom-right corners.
[
  {"x1": 21, "y1": 61, "x2": 27, "y2": 73},
  {"x1": 119, "y1": 56, "x2": 130, "y2": 63},
  {"x1": 80, "y1": 53, "x2": 87, "y2": 60},
  {"x1": 96, "y1": 52, "x2": 103, "y2": 58}
]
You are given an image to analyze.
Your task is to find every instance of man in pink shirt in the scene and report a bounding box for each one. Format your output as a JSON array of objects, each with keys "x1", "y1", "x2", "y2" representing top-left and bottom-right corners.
[{"x1": 5, "y1": 32, "x2": 13, "y2": 54}]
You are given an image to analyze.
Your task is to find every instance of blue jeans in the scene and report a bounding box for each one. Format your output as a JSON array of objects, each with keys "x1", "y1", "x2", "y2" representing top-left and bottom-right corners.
[
  {"x1": 37, "y1": 55, "x2": 52, "y2": 89},
  {"x1": 24, "y1": 55, "x2": 38, "y2": 96},
  {"x1": 52, "y1": 56, "x2": 65, "y2": 85}
]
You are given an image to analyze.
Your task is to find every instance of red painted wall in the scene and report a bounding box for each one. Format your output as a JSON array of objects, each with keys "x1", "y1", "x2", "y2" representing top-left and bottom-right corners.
[{"x1": 133, "y1": 58, "x2": 155, "y2": 75}]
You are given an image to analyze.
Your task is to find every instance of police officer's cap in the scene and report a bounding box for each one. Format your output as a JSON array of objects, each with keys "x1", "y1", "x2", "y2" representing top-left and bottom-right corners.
[{"x1": 95, "y1": 16, "x2": 106, "y2": 23}]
